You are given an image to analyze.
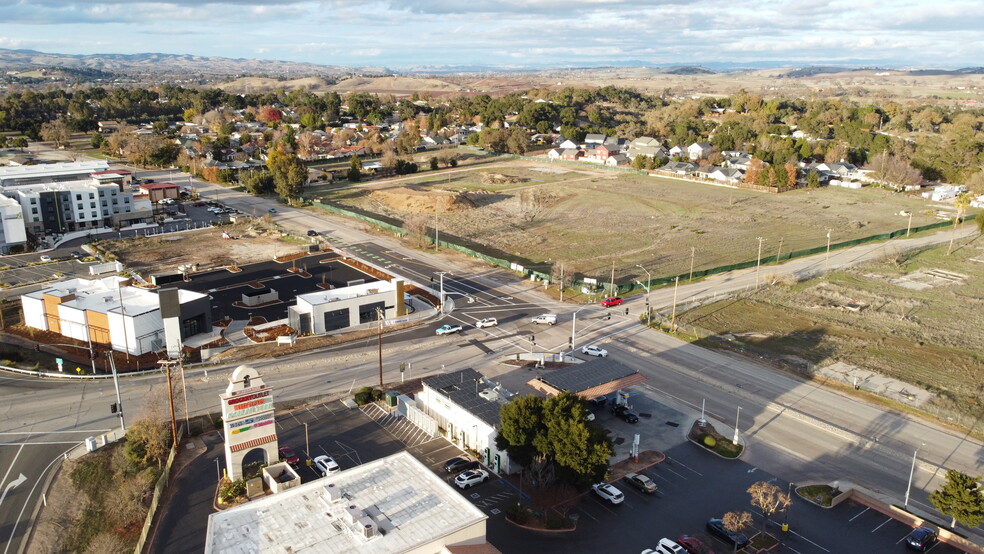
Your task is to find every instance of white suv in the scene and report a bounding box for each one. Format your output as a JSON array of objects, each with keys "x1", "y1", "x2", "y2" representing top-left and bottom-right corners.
[
  {"x1": 591, "y1": 482, "x2": 624, "y2": 504},
  {"x1": 313, "y1": 455, "x2": 340, "y2": 476},
  {"x1": 475, "y1": 318, "x2": 498, "y2": 328}
]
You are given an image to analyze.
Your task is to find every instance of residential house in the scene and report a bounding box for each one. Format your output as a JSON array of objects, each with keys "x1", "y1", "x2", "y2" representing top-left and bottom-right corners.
[
  {"x1": 605, "y1": 154, "x2": 630, "y2": 167},
  {"x1": 660, "y1": 161, "x2": 699, "y2": 175},
  {"x1": 708, "y1": 167, "x2": 744, "y2": 183},
  {"x1": 687, "y1": 141, "x2": 713, "y2": 160},
  {"x1": 626, "y1": 137, "x2": 668, "y2": 161},
  {"x1": 668, "y1": 145, "x2": 686, "y2": 158},
  {"x1": 557, "y1": 139, "x2": 579, "y2": 150},
  {"x1": 584, "y1": 133, "x2": 607, "y2": 145}
]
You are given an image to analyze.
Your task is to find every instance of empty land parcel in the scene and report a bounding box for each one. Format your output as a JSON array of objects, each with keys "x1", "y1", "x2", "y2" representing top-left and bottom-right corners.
[
  {"x1": 317, "y1": 159, "x2": 959, "y2": 283},
  {"x1": 676, "y1": 240, "x2": 984, "y2": 421}
]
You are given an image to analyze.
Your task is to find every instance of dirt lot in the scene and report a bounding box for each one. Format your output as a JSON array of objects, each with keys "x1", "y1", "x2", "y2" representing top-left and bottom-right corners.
[
  {"x1": 94, "y1": 221, "x2": 311, "y2": 276},
  {"x1": 319, "y1": 158, "x2": 954, "y2": 284},
  {"x1": 677, "y1": 238, "x2": 984, "y2": 420}
]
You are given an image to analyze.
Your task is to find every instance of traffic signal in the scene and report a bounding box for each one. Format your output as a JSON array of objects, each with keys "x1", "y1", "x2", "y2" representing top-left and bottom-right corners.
[
  {"x1": 34, "y1": 344, "x2": 40, "y2": 352},
  {"x1": 625, "y1": 307, "x2": 629, "y2": 315},
  {"x1": 110, "y1": 403, "x2": 118, "y2": 414},
  {"x1": 607, "y1": 314, "x2": 611, "y2": 320},
  {"x1": 530, "y1": 334, "x2": 535, "y2": 343},
  {"x1": 89, "y1": 351, "x2": 97, "y2": 360}
]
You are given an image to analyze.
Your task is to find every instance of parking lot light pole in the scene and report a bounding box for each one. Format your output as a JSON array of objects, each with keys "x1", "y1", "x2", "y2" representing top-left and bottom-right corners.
[
  {"x1": 636, "y1": 264, "x2": 651, "y2": 320},
  {"x1": 733, "y1": 406, "x2": 741, "y2": 446},
  {"x1": 905, "y1": 443, "x2": 925, "y2": 507},
  {"x1": 435, "y1": 271, "x2": 451, "y2": 314}
]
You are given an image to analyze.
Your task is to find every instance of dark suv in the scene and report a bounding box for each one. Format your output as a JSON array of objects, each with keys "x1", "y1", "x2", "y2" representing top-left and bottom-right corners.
[
  {"x1": 611, "y1": 404, "x2": 639, "y2": 423},
  {"x1": 442, "y1": 457, "x2": 480, "y2": 474}
]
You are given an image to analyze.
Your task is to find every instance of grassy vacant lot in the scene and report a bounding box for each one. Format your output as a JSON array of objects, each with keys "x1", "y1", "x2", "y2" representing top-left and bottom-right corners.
[
  {"x1": 318, "y1": 158, "x2": 954, "y2": 284},
  {"x1": 678, "y1": 238, "x2": 984, "y2": 419}
]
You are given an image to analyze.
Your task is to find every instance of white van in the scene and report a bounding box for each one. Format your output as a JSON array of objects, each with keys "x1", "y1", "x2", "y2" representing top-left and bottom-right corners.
[{"x1": 531, "y1": 314, "x2": 558, "y2": 325}]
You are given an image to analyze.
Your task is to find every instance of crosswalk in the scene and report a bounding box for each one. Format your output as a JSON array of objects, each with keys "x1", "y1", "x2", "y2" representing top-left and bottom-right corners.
[{"x1": 360, "y1": 402, "x2": 437, "y2": 448}]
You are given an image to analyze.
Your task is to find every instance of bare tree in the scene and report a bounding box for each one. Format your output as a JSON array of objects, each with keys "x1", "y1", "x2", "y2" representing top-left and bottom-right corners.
[
  {"x1": 865, "y1": 152, "x2": 922, "y2": 191},
  {"x1": 748, "y1": 481, "x2": 792, "y2": 534},
  {"x1": 518, "y1": 188, "x2": 553, "y2": 223},
  {"x1": 40, "y1": 118, "x2": 70, "y2": 148},
  {"x1": 722, "y1": 511, "x2": 754, "y2": 553}
]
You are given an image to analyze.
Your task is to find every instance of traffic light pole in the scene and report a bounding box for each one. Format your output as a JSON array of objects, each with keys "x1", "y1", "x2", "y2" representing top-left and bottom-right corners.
[{"x1": 105, "y1": 351, "x2": 126, "y2": 432}]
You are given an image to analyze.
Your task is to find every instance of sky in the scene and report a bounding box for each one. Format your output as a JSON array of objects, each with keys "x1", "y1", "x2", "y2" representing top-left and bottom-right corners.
[{"x1": 2, "y1": 0, "x2": 982, "y2": 70}]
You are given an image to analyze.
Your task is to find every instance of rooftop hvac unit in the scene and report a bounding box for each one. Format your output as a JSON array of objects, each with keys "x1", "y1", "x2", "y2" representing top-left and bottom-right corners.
[
  {"x1": 359, "y1": 516, "x2": 379, "y2": 538},
  {"x1": 324, "y1": 483, "x2": 342, "y2": 502},
  {"x1": 345, "y1": 504, "x2": 363, "y2": 524}
]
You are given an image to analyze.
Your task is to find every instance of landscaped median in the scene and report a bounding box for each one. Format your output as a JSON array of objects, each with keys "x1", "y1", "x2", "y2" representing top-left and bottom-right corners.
[{"x1": 687, "y1": 418, "x2": 744, "y2": 458}]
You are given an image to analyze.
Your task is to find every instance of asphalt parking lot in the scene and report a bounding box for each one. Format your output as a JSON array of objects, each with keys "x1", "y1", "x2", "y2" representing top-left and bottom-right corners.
[{"x1": 150, "y1": 394, "x2": 970, "y2": 554}]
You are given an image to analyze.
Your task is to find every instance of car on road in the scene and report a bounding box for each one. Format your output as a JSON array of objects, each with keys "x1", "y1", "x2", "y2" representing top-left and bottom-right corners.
[
  {"x1": 591, "y1": 482, "x2": 624, "y2": 504},
  {"x1": 436, "y1": 324, "x2": 463, "y2": 336},
  {"x1": 531, "y1": 313, "x2": 557, "y2": 325},
  {"x1": 641, "y1": 538, "x2": 686, "y2": 554},
  {"x1": 706, "y1": 518, "x2": 749, "y2": 550},
  {"x1": 623, "y1": 472, "x2": 658, "y2": 493},
  {"x1": 475, "y1": 317, "x2": 498, "y2": 328},
  {"x1": 39, "y1": 255, "x2": 52, "y2": 262},
  {"x1": 905, "y1": 526, "x2": 938, "y2": 551},
  {"x1": 70, "y1": 250, "x2": 83, "y2": 259},
  {"x1": 442, "y1": 457, "x2": 479, "y2": 474},
  {"x1": 306, "y1": 230, "x2": 318, "y2": 236},
  {"x1": 601, "y1": 296, "x2": 623, "y2": 307},
  {"x1": 278, "y1": 445, "x2": 300, "y2": 467},
  {"x1": 611, "y1": 404, "x2": 640, "y2": 423},
  {"x1": 675, "y1": 535, "x2": 714, "y2": 554},
  {"x1": 581, "y1": 345, "x2": 608, "y2": 357},
  {"x1": 313, "y1": 455, "x2": 340, "y2": 476},
  {"x1": 454, "y1": 469, "x2": 489, "y2": 489},
  {"x1": 268, "y1": 207, "x2": 277, "y2": 213}
]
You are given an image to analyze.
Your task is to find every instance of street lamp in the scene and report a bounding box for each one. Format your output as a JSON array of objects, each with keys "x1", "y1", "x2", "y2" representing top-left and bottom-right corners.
[
  {"x1": 905, "y1": 443, "x2": 926, "y2": 508},
  {"x1": 825, "y1": 230, "x2": 832, "y2": 274},
  {"x1": 636, "y1": 264, "x2": 651, "y2": 320},
  {"x1": 435, "y1": 271, "x2": 451, "y2": 314},
  {"x1": 571, "y1": 306, "x2": 591, "y2": 356}
]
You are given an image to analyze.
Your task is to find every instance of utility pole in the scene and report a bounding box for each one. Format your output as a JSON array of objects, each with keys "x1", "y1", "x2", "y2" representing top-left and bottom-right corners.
[
  {"x1": 179, "y1": 354, "x2": 189, "y2": 432},
  {"x1": 376, "y1": 307, "x2": 384, "y2": 388},
  {"x1": 775, "y1": 237, "x2": 784, "y2": 264},
  {"x1": 670, "y1": 276, "x2": 680, "y2": 332},
  {"x1": 689, "y1": 246, "x2": 696, "y2": 281},
  {"x1": 559, "y1": 263, "x2": 564, "y2": 302},
  {"x1": 609, "y1": 260, "x2": 615, "y2": 297},
  {"x1": 906, "y1": 210, "x2": 913, "y2": 237},
  {"x1": 636, "y1": 264, "x2": 651, "y2": 320},
  {"x1": 435, "y1": 271, "x2": 450, "y2": 314},
  {"x1": 106, "y1": 351, "x2": 126, "y2": 432},
  {"x1": 825, "y1": 230, "x2": 832, "y2": 273},
  {"x1": 755, "y1": 237, "x2": 764, "y2": 290},
  {"x1": 158, "y1": 359, "x2": 179, "y2": 447}
]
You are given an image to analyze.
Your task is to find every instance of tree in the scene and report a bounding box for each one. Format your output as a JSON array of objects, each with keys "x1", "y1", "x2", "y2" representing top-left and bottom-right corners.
[
  {"x1": 807, "y1": 170, "x2": 820, "y2": 188},
  {"x1": 266, "y1": 144, "x2": 307, "y2": 202},
  {"x1": 744, "y1": 158, "x2": 765, "y2": 185},
  {"x1": 747, "y1": 481, "x2": 791, "y2": 534},
  {"x1": 930, "y1": 469, "x2": 984, "y2": 528},
  {"x1": 722, "y1": 511, "x2": 753, "y2": 553},
  {"x1": 241, "y1": 170, "x2": 275, "y2": 196},
  {"x1": 12, "y1": 136, "x2": 28, "y2": 151},
  {"x1": 429, "y1": 157, "x2": 439, "y2": 170},
  {"x1": 90, "y1": 132, "x2": 104, "y2": 149},
  {"x1": 347, "y1": 154, "x2": 362, "y2": 183},
  {"x1": 40, "y1": 118, "x2": 70, "y2": 148}
]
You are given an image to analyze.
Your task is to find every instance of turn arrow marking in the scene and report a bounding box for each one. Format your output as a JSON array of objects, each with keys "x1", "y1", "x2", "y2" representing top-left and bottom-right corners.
[{"x1": 0, "y1": 473, "x2": 27, "y2": 508}]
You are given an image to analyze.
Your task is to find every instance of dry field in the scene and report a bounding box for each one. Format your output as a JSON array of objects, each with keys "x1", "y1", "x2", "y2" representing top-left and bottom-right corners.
[
  {"x1": 319, "y1": 158, "x2": 957, "y2": 284},
  {"x1": 94, "y1": 221, "x2": 308, "y2": 276},
  {"x1": 678, "y1": 239, "x2": 984, "y2": 419}
]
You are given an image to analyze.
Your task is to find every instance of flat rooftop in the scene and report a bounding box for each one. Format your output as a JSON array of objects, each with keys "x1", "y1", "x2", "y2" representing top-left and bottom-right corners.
[{"x1": 205, "y1": 451, "x2": 487, "y2": 554}]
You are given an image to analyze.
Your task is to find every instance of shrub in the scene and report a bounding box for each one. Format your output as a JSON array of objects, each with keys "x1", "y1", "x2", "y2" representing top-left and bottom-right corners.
[
  {"x1": 546, "y1": 515, "x2": 574, "y2": 529},
  {"x1": 506, "y1": 502, "x2": 530, "y2": 524},
  {"x1": 220, "y1": 479, "x2": 246, "y2": 502},
  {"x1": 354, "y1": 386, "x2": 375, "y2": 405},
  {"x1": 703, "y1": 435, "x2": 717, "y2": 447}
]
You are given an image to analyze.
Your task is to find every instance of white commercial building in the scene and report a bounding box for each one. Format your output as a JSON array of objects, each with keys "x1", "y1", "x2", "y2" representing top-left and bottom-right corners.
[
  {"x1": 204, "y1": 451, "x2": 490, "y2": 554},
  {"x1": 6, "y1": 179, "x2": 137, "y2": 236},
  {"x1": 288, "y1": 279, "x2": 405, "y2": 335},
  {"x1": 0, "y1": 194, "x2": 27, "y2": 253},
  {"x1": 20, "y1": 276, "x2": 211, "y2": 356},
  {"x1": 0, "y1": 160, "x2": 109, "y2": 187},
  {"x1": 417, "y1": 368, "x2": 515, "y2": 475}
]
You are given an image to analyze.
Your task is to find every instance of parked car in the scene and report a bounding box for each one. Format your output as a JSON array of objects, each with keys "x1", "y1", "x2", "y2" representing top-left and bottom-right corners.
[
  {"x1": 584, "y1": 408, "x2": 595, "y2": 422},
  {"x1": 581, "y1": 345, "x2": 608, "y2": 357},
  {"x1": 706, "y1": 518, "x2": 749, "y2": 550},
  {"x1": 313, "y1": 455, "x2": 340, "y2": 476},
  {"x1": 676, "y1": 535, "x2": 715, "y2": 554},
  {"x1": 642, "y1": 538, "x2": 685, "y2": 554},
  {"x1": 442, "y1": 457, "x2": 479, "y2": 474},
  {"x1": 454, "y1": 469, "x2": 489, "y2": 489},
  {"x1": 588, "y1": 396, "x2": 608, "y2": 408},
  {"x1": 611, "y1": 404, "x2": 640, "y2": 423},
  {"x1": 71, "y1": 250, "x2": 83, "y2": 259},
  {"x1": 591, "y1": 482, "x2": 624, "y2": 504},
  {"x1": 624, "y1": 472, "x2": 658, "y2": 493},
  {"x1": 39, "y1": 255, "x2": 52, "y2": 262},
  {"x1": 278, "y1": 445, "x2": 300, "y2": 467},
  {"x1": 268, "y1": 207, "x2": 277, "y2": 213},
  {"x1": 601, "y1": 296, "x2": 623, "y2": 307},
  {"x1": 306, "y1": 229, "x2": 318, "y2": 237},
  {"x1": 905, "y1": 526, "x2": 938, "y2": 551},
  {"x1": 475, "y1": 317, "x2": 498, "y2": 328},
  {"x1": 531, "y1": 314, "x2": 557, "y2": 325},
  {"x1": 436, "y1": 324, "x2": 463, "y2": 336}
]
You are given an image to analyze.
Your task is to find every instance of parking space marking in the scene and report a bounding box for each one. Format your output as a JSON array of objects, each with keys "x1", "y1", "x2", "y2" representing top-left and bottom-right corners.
[
  {"x1": 658, "y1": 465, "x2": 691, "y2": 480},
  {"x1": 665, "y1": 455, "x2": 703, "y2": 477},
  {"x1": 788, "y1": 528, "x2": 831, "y2": 552},
  {"x1": 304, "y1": 407, "x2": 320, "y2": 420},
  {"x1": 849, "y1": 506, "x2": 870, "y2": 521},
  {"x1": 871, "y1": 516, "x2": 894, "y2": 533}
]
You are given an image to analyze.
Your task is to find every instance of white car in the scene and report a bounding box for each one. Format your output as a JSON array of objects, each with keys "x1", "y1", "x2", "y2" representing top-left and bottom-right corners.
[
  {"x1": 39, "y1": 255, "x2": 52, "y2": 263},
  {"x1": 454, "y1": 469, "x2": 490, "y2": 489},
  {"x1": 643, "y1": 538, "x2": 686, "y2": 554},
  {"x1": 581, "y1": 345, "x2": 608, "y2": 357},
  {"x1": 591, "y1": 482, "x2": 624, "y2": 504},
  {"x1": 475, "y1": 318, "x2": 498, "y2": 328},
  {"x1": 313, "y1": 455, "x2": 340, "y2": 476}
]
